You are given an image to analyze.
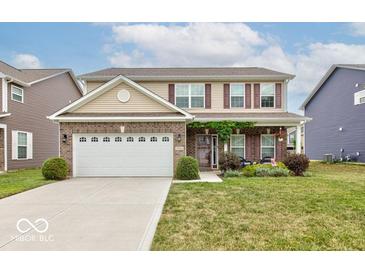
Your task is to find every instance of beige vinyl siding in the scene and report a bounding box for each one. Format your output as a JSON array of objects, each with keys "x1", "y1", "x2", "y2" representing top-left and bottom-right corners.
[
  {"x1": 86, "y1": 81, "x2": 105, "y2": 92},
  {"x1": 138, "y1": 81, "x2": 285, "y2": 113},
  {"x1": 74, "y1": 83, "x2": 173, "y2": 113}
]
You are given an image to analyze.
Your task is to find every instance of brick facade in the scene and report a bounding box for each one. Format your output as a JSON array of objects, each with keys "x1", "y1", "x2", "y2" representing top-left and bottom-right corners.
[
  {"x1": 60, "y1": 122, "x2": 186, "y2": 176},
  {"x1": 186, "y1": 126, "x2": 287, "y2": 167}
]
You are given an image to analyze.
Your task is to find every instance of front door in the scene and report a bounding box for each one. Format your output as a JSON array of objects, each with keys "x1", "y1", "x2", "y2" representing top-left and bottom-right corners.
[{"x1": 196, "y1": 135, "x2": 211, "y2": 168}]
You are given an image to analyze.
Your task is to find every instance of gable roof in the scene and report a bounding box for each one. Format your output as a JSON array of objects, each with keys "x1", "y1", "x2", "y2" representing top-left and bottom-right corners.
[
  {"x1": 48, "y1": 74, "x2": 194, "y2": 121},
  {"x1": 79, "y1": 67, "x2": 295, "y2": 81},
  {"x1": 300, "y1": 64, "x2": 365, "y2": 110},
  {"x1": 0, "y1": 60, "x2": 84, "y2": 94}
]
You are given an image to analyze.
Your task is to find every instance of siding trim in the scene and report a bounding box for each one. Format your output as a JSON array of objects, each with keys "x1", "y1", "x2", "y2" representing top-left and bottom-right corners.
[
  {"x1": 205, "y1": 83, "x2": 211, "y2": 109},
  {"x1": 224, "y1": 83, "x2": 230, "y2": 109}
]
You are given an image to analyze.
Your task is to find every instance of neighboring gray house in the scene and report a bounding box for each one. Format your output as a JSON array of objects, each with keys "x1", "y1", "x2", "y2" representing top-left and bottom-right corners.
[
  {"x1": 0, "y1": 60, "x2": 83, "y2": 171},
  {"x1": 301, "y1": 64, "x2": 365, "y2": 162}
]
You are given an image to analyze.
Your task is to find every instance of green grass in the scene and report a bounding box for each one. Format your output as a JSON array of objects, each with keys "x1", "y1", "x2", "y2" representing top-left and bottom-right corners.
[
  {"x1": 152, "y1": 162, "x2": 365, "y2": 250},
  {"x1": 0, "y1": 168, "x2": 54, "y2": 199}
]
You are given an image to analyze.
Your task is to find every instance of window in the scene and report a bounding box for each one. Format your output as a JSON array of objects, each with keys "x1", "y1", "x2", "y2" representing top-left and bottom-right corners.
[
  {"x1": 17, "y1": 132, "x2": 27, "y2": 159},
  {"x1": 261, "y1": 83, "x2": 275, "y2": 108},
  {"x1": 162, "y1": 136, "x2": 169, "y2": 142},
  {"x1": 12, "y1": 131, "x2": 32, "y2": 160},
  {"x1": 175, "y1": 84, "x2": 205, "y2": 108},
  {"x1": 91, "y1": 137, "x2": 98, "y2": 142},
  {"x1": 127, "y1": 137, "x2": 134, "y2": 142},
  {"x1": 230, "y1": 84, "x2": 245, "y2": 108},
  {"x1": 150, "y1": 137, "x2": 157, "y2": 142},
  {"x1": 354, "y1": 90, "x2": 365, "y2": 105},
  {"x1": 11, "y1": 85, "x2": 24, "y2": 103},
  {"x1": 103, "y1": 137, "x2": 110, "y2": 142},
  {"x1": 138, "y1": 137, "x2": 146, "y2": 142},
  {"x1": 230, "y1": 135, "x2": 245, "y2": 158},
  {"x1": 261, "y1": 134, "x2": 275, "y2": 159},
  {"x1": 115, "y1": 137, "x2": 122, "y2": 142},
  {"x1": 79, "y1": 137, "x2": 87, "y2": 142}
]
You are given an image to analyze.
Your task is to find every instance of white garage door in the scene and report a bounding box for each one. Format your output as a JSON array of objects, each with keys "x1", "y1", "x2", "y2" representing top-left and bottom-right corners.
[{"x1": 73, "y1": 133, "x2": 173, "y2": 177}]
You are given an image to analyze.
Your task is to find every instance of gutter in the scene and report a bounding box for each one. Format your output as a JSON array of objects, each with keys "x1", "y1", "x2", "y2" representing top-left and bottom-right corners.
[
  {"x1": 47, "y1": 116, "x2": 193, "y2": 123},
  {"x1": 79, "y1": 74, "x2": 295, "y2": 82}
]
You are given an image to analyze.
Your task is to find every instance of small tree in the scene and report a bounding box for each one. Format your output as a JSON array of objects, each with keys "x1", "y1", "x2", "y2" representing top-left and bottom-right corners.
[
  {"x1": 283, "y1": 154, "x2": 309, "y2": 176},
  {"x1": 219, "y1": 152, "x2": 241, "y2": 173}
]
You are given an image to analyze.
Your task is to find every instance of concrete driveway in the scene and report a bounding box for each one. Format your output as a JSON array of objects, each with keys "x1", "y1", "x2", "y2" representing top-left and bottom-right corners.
[{"x1": 0, "y1": 177, "x2": 171, "y2": 251}]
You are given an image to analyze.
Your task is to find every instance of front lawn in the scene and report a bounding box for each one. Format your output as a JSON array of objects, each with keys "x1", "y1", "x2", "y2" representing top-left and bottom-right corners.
[
  {"x1": 152, "y1": 162, "x2": 365, "y2": 250},
  {"x1": 0, "y1": 169, "x2": 54, "y2": 199}
]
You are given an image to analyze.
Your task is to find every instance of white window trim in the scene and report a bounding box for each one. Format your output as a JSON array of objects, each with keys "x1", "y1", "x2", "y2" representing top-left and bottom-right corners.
[
  {"x1": 12, "y1": 130, "x2": 33, "y2": 160},
  {"x1": 175, "y1": 83, "x2": 205, "y2": 109},
  {"x1": 230, "y1": 83, "x2": 245, "y2": 108},
  {"x1": 230, "y1": 134, "x2": 246, "y2": 159},
  {"x1": 11, "y1": 85, "x2": 24, "y2": 103},
  {"x1": 354, "y1": 89, "x2": 365, "y2": 105},
  {"x1": 260, "y1": 83, "x2": 276, "y2": 109},
  {"x1": 260, "y1": 134, "x2": 276, "y2": 159}
]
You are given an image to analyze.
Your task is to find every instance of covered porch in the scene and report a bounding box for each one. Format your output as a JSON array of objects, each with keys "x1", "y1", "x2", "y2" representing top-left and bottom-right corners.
[{"x1": 186, "y1": 112, "x2": 310, "y2": 170}]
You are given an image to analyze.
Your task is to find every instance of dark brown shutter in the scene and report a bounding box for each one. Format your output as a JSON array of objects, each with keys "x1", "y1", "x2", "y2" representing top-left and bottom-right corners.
[
  {"x1": 168, "y1": 84, "x2": 175, "y2": 104},
  {"x1": 245, "y1": 84, "x2": 251, "y2": 108},
  {"x1": 254, "y1": 83, "x2": 260, "y2": 108},
  {"x1": 275, "y1": 83, "x2": 282, "y2": 108},
  {"x1": 224, "y1": 84, "x2": 230, "y2": 109},
  {"x1": 205, "y1": 84, "x2": 211, "y2": 109}
]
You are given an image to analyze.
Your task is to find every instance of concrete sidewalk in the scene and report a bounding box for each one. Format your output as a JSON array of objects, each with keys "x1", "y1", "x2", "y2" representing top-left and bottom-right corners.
[{"x1": 0, "y1": 177, "x2": 171, "y2": 251}]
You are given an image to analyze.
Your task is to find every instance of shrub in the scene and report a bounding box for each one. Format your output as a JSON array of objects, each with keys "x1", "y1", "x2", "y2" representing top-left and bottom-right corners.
[
  {"x1": 255, "y1": 167, "x2": 289, "y2": 177},
  {"x1": 303, "y1": 171, "x2": 313, "y2": 177},
  {"x1": 175, "y1": 156, "x2": 199, "y2": 180},
  {"x1": 255, "y1": 167, "x2": 272, "y2": 177},
  {"x1": 276, "y1": 161, "x2": 288, "y2": 169},
  {"x1": 268, "y1": 168, "x2": 290, "y2": 177},
  {"x1": 42, "y1": 157, "x2": 69, "y2": 180},
  {"x1": 283, "y1": 154, "x2": 310, "y2": 176},
  {"x1": 219, "y1": 152, "x2": 241, "y2": 173},
  {"x1": 242, "y1": 165, "x2": 256, "y2": 177},
  {"x1": 224, "y1": 169, "x2": 242, "y2": 178}
]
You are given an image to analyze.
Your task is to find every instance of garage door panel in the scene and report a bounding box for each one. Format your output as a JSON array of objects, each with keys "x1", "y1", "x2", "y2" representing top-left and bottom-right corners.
[{"x1": 73, "y1": 133, "x2": 173, "y2": 177}]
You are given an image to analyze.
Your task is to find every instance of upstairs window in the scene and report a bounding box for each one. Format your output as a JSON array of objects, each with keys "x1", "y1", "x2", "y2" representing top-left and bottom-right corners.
[
  {"x1": 230, "y1": 84, "x2": 245, "y2": 108},
  {"x1": 261, "y1": 83, "x2": 275, "y2": 108},
  {"x1": 11, "y1": 85, "x2": 24, "y2": 103},
  {"x1": 175, "y1": 84, "x2": 205, "y2": 108}
]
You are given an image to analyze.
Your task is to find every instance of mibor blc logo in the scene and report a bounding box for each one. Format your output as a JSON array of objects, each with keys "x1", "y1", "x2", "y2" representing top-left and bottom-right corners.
[{"x1": 16, "y1": 218, "x2": 49, "y2": 233}]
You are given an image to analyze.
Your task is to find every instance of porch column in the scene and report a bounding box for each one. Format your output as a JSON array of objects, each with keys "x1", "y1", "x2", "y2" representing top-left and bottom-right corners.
[{"x1": 296, "y1": 125, "x2": 301, "y2": 154}]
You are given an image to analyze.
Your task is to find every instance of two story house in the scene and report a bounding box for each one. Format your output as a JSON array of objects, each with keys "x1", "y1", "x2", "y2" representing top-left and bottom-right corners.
[
  {"x1": 49, "y1": 67, "x2": 309, "y2": 177},
  {"x1": 301, "y1": 64, "x2": 365, "y2": 162},
  {"x1": 0, "y1": 60, "x2": 83, "y2": 172}
]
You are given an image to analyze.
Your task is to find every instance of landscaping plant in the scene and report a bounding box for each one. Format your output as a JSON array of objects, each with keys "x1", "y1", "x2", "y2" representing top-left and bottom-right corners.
[
  {"x1": 219, "y1": 152, "x2": 241, "y2": 173},
  {"x1": 42, "y1": 157, "x2": 69, "y2": 180},
  {"x1": 175, "y1": 156, "x2": 200, "y2": 180},
  {"x1": 283, "y1": 154, "x2": 310, "y2": 176},
  {"x1": 223, "y1": 169, "x2": 242, "y2": 178}
]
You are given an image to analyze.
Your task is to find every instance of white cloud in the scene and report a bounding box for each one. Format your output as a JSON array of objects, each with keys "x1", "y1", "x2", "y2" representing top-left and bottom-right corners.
[
  {"x1": 349, "y1": 23, "x2": 365, "y2": 36},
  {"x1": 12, "y1": 54, "x2": 42, "y2": 69},
  {"x1": 104, "y1": 23, "x2": 365, "y2": 112}
]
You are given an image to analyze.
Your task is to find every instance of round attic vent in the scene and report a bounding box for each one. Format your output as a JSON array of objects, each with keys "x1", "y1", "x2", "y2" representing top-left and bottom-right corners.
[{"x1": 117, "y1": 89, "x2": 130, "y2": 103}]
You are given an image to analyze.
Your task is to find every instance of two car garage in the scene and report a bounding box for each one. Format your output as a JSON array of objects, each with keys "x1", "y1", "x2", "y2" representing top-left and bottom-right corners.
[{"x1": 72, "y1": 133, "x2": 174, "y2": 177}]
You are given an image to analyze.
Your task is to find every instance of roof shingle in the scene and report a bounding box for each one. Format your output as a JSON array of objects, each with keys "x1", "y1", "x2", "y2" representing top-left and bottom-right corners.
[{"x1": 79, "y1": 67, "x2": 295, "y2": 80}]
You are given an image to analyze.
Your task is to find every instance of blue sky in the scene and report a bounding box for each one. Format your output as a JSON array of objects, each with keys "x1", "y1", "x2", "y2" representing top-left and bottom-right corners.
[{"x1": 1, "y1": 22, "x2": 365, "y2": 112}]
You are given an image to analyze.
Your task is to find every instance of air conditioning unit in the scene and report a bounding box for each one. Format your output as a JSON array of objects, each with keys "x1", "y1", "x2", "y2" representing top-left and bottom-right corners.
[{"x1": 323, "y1": 154, "x2": 334, "y2": 163}]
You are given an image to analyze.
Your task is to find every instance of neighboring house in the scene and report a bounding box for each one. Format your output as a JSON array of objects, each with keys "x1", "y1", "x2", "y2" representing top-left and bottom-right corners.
[
  {"x1": 49, "y1": 67, "x2": 310, "y2": 177},
  {"x1": 301, "y1": 64, "x2": 365, "y2": 162},
  {"x1": 287, "y1": 125, "x2": 304, "y2": 153},
  {"x1": 0, "y1": 60, "x2": 83, "y2": 171}
]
